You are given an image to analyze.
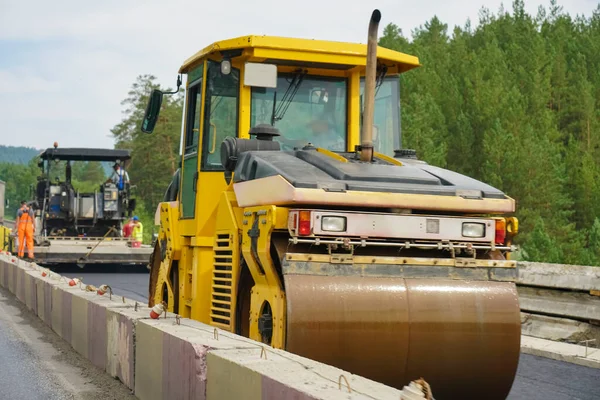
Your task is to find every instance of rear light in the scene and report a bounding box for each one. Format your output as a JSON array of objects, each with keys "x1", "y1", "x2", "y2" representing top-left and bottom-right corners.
[
  {"x1": 299, "y1": 211, "x2": 311, "y2": 236},
  {"x1": 495, "y1": 219, "x2": 506, "y2": 244}
]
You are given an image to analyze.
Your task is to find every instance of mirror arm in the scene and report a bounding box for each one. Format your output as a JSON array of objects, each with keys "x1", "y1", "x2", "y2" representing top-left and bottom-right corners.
[{"x1": 161, "y1": 74, "x2": 183, "y2": 95}]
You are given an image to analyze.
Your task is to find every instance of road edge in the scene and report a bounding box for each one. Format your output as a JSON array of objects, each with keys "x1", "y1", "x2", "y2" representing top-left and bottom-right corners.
[{"x1": 520, "y1": 334, "x2": 600, "y2": 369}]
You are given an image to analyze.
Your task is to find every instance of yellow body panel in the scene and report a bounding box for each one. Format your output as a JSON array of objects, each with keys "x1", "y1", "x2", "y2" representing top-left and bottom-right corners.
[
  {"x1": 0, "y1": 225, "x2": 11, "y2": 252},
  {"x1": 241, "y1": 206, "x2": 286, "y2": 346},
  {"x1": 179, "y1": 35, "x2": 420, "y2": 74}
]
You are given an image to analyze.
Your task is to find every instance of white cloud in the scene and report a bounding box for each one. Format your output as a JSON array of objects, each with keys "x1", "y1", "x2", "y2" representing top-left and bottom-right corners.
[
  {"x1": 0, "y1": 69, "x2": 61, "y2": 94},
  {"x1": 0, "y1": 0, "x2": 597, "y2": 148}
]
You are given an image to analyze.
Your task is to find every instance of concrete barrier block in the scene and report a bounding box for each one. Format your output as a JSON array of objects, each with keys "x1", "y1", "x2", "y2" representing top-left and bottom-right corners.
[
  {"x1": 51, "y1": 284, "x2": 74, "y2": 342},
  {"x1": 107, "y1": 306, "x2": 152, "y2": 390},
  {"x1": 135, "y1": 320, "x2": 165, "y2": 400},
  {"x1": 0, "y1": 259, "x2": 5, "y2": 287},
  {"x1": 518, "y1": 285, "x2": 600, "y2": 322},
  {"x1": 84, "y1": 291, "x2": 138, "y2": 372},
  {"x1": 162, "y1": 329, "x2": 209, "y2": 399},
  {"x1": 52, "y1": 286, "x2": 103, "y2": 359},
  {"x1": 135, "y1": 317, "x2": 259, "y2": 400},
  {"x1": 521, "y1": 312, "x2": 600, "y2": 343},
  {"x1": 0, "y1": 257, "x2": 11, "y2": 288},
  {"x1": 206, "y1": 350, "x2": 261, "y2": 400},
  {"x1": 518, "y1": 261, "x2": 600, "y2": 290},
  {"x1": 23, "y1": 270, "x2": 38, "y2": 312},
  {"x1": 35, "y1": 279, "x2": 53, "y2": 326},
  {"x1": 70, "y1": 290, "x2": 96, "y2": 360},
  {"x1": 15, "y1": 265, "x2": 26, "y2": 303},
  {"x1": 207, "y1": 347, "x2": 403, "y2": 400},
  {"x1": 7, "y1": 259, "x2": 16, "y2": 294},
  {"x1": 27, "y1": 268, "x2": 58, "y2": 327}
]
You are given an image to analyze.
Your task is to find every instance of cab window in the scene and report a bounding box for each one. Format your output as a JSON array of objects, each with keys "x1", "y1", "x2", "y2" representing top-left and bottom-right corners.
[
  {"x1": 184, "y1": 80, "x2": 202, "y2": 154},
  {"x1": 201, "y1": 60, "x2": 240, "y2": 170},
  {"x1": 250, "y1": 74, "x2": 347, "y2": 151},
  {"x1": 359, "y1": 76, "x2": 401, "y2": 156}
]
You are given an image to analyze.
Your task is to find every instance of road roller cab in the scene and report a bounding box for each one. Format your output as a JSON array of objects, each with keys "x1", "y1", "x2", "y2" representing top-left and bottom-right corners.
[{"x1": 143, "y1": 11, "x2": 521, "y2": 399}]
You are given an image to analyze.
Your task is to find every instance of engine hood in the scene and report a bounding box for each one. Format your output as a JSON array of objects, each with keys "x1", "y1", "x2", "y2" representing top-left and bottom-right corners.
[{"x1": 232, "y1": 148, "x2": 507, "y2": 200}]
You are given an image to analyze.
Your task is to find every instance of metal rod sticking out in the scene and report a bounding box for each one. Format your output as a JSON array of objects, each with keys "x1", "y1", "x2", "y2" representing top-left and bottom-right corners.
[{"x1": 360, "y1": 9, "x2": 381, "y2": 162}]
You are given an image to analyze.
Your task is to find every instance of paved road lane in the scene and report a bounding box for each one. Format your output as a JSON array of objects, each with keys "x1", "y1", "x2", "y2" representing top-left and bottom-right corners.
[
  {"x1": 508, "y1": 353, "x2": 600, "y2": 399},
  {"x1": 51, "y1": 266, "x2": 600, "y2": 399},
  {"x1": 0, "y1": 296, "x2": 72, "y2": 400},
  {"x1": 76, "y1": 272, "x2": 149, "y2": 302},
  {"x1": 52, "y1": 264, "x2": 150, "y2": 302},
  {"x1": 0, "y1": 286, "x2": 135, "y2": 400}
]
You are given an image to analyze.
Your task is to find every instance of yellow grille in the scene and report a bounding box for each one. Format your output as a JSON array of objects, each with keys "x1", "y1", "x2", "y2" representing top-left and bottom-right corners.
[{"x1": 210, "y1": 233, "x2": 233, "y2": 328}]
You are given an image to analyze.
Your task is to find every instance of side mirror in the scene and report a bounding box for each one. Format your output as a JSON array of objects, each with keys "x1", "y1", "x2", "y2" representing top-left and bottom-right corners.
[{"x1": 141, "y1": 89, "x2": 164, "y2": 133}]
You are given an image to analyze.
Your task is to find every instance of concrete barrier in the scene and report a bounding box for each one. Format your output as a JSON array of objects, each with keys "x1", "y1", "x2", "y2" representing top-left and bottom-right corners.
[
  {"x1": 517, "y1": 285, "x2": 600, "y2": 322},
  {"x1": 515, "y1": 261, "x2": 600, "y2": 346},
  {"x1": 0, "y1": 254, "x2": 417, "y2": 400},
  {"x1": 517, "y1": 261, "x2": 600, "y2": 291}
]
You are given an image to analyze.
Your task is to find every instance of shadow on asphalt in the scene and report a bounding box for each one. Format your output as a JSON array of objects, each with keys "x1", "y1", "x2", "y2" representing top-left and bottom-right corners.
[{"x1": 41, "y1": 263, "x2": 149, "y2": 274}]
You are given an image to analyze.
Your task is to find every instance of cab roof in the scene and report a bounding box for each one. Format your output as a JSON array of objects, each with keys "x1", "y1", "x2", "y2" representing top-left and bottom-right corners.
[
  {"x1": 179, "y1": 35, "x2": 421, "y2": 74},
  {"x1": 39, "y1": 148, "x2": 131, "y2": 162}
]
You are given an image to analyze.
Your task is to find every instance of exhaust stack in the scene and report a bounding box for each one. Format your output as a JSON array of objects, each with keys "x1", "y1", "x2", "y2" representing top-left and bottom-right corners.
[{"x1": 359, "y1": 9, "x2": 381, "y2": 162}]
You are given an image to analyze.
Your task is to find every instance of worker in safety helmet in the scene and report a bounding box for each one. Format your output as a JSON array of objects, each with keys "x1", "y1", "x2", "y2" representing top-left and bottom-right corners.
[
  {"x1": 15, "y1": 201, "x2": 35, "y2": 259},
  {"x1": 108, "y1": 163, "x2": 130, "y2": 191},
  {"x1": 131, "y1": 216, "x2": 143, "y2": 248}
]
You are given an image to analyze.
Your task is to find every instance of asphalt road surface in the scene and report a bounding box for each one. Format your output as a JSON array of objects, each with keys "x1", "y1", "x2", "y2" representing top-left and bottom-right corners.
[
  {"x1": 0, "y1": 286, "x2": 135, "y2": 400},
  {"x1": 48, "y1": 265, "x2": 600, "y2": 399}
]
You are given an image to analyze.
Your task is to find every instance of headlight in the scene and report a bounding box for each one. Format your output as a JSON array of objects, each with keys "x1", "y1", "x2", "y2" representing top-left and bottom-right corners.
[
  {"x1": 321, "y1": 216, "x2": 346, "y2": 232},
  {"x1": 462, "y1": 222, "x2": 485, "y2": 238}
]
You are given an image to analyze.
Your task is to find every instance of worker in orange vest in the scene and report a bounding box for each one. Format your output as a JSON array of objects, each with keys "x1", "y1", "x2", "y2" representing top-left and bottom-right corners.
[{"x1": 15, "y1": 201, "x2": 35, "y2": 259}]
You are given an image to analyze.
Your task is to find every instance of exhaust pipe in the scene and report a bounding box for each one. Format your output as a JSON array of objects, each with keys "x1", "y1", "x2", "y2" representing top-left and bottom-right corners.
[{"x1": 359, "y1": 9, "x2": 381, "y2": 162}]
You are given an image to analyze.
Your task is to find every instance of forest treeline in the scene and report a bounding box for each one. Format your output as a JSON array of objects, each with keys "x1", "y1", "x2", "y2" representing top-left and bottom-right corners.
[
  {"x1": 1, "y1": 1, "x2": 599, "y2": 261},
  {"x1": 379, "y1": 0, "x2": 600, "y2": 265},
  {"x1": 0, "y1": 146, "x2": 40, "y2": 165}
]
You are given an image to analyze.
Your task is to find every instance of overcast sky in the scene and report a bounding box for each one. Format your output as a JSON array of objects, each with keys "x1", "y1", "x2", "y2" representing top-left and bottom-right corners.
[{"x1": 0, "y1": 0, "x2": 597, "y2": 150}]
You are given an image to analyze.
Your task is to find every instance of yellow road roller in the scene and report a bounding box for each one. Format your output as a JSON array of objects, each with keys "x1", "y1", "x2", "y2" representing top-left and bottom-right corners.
[{"x1": 143, "y1": 10, "x2": 521, "y2": 399}]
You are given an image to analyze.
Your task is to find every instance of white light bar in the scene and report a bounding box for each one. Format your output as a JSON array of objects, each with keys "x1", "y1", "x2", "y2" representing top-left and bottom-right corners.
[{"x1": 288, "y1": 210, "x2": 496, "y2": 243}]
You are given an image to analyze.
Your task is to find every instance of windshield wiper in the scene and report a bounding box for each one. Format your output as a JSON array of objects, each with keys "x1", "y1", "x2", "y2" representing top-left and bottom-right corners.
[
  {"x1": 270, "y1": 69, "x2": 307, "y2": 125},
  {"x1": 375, "y1": 64, "x2": 388, "y2": 97}
]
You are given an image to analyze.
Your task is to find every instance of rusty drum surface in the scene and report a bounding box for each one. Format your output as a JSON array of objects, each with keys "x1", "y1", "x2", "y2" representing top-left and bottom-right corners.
[{"x1": 284, "y1": 274, "x2": 521, "y2": 400}]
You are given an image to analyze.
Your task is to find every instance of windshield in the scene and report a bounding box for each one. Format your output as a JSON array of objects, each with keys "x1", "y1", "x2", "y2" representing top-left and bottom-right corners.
[
  {"x1": 250, "y1": 74, "x2": 347, "y2": 151},
  {"x1": 43, "y1": 160, "x2": 112, "y2": 191},
  {"x1": 360, "y1": 76, "x2": 401, "y2": 157}
]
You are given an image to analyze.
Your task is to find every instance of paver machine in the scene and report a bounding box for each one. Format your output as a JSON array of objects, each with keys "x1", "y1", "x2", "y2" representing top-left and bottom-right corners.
[
  {"x1": 144, "y1": 10, "x2": 521, "y2": 399},
  {"x1": 31, "y1": 144, "x2": 153, "y2": 266}
]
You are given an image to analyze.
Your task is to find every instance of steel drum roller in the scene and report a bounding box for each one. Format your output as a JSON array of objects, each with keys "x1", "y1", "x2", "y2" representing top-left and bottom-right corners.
[{"x1": 284, "y1": 274, "x2": 521, "y2": 400}]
